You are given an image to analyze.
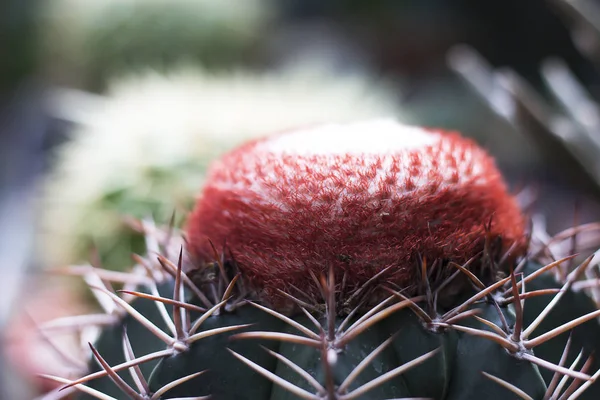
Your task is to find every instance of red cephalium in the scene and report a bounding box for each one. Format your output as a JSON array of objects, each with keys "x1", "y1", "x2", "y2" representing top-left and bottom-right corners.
[{"x1": 186, "y1": 120, "x2": 526, "y2": 303}]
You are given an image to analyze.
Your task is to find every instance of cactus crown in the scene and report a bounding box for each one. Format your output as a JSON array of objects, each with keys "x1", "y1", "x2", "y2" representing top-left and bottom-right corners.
[{"x1": 187, "y1": 121, "x2": 526, "y2": 309}]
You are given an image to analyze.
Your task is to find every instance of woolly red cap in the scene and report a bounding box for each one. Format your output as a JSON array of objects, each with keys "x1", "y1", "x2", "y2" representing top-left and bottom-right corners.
[{"x1": 186, "y1": 120, "x2": 526, "y2": 301}]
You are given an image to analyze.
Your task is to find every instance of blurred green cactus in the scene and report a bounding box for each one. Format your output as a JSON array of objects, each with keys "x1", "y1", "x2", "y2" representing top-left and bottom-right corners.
[{"x1": 39, "y1": 0, "x2": 273, "y2": 90}]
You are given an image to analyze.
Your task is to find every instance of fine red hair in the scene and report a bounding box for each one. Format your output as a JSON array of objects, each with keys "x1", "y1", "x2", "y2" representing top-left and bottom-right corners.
[{"x1": 186, "y1": 120, "x2": 526, "y2": 303}]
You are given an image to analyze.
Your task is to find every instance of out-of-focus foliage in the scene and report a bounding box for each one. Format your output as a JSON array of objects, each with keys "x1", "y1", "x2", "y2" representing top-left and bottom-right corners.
[{"x1": 39, "y1": 0, "x2": 274, "y2": 90}]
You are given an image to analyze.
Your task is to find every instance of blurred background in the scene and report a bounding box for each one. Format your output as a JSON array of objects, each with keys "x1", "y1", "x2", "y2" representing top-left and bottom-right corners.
[{"x1": 2, "y1": 0, "x2": 600, "y2": 398}]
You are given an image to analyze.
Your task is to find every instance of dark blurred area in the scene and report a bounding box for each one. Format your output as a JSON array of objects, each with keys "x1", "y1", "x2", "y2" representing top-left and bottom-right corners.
[
  {"x1": 0, "y1": 0, "x2": 46, "y2": 396},
  {"x1": 2, "y1": 0, "x2": 600, "y2": 397}
]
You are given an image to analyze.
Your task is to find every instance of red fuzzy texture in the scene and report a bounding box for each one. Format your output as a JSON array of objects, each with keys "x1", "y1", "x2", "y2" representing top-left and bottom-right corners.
[{"x1": 186, "y1": 121, "x2": 526, "y2": 300}]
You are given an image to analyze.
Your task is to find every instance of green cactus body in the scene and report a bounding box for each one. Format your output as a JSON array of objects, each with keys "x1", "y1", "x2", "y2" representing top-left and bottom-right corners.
[
  {"x1": 55, "y1": 244, "x2": 600, "y2": 400},
  {"x1": 522, "y1": 261, "x2": 600, "y2": 398}
]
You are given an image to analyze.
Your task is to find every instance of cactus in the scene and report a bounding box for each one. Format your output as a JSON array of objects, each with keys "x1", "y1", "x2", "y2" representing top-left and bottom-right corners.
[{"x1": 34, "y1": 120, "x2": 600, "y2": 400}]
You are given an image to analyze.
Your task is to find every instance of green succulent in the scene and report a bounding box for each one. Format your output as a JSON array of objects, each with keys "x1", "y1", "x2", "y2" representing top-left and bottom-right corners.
[{"x1": 38, "y1": 218, "x2": 600, "y2": 400}]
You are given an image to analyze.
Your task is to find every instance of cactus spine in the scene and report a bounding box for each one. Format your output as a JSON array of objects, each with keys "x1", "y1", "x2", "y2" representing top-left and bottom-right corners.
[{"x1": 39, "y1": 223, "x2": 600, "y2": 399}]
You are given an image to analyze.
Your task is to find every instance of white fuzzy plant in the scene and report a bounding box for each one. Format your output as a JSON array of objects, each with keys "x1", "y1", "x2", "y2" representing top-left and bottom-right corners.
[{"x1": 40, "y1": 64, "x2": 405, "y2": 271}]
